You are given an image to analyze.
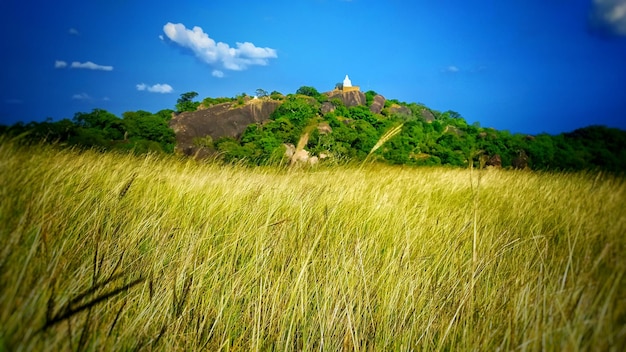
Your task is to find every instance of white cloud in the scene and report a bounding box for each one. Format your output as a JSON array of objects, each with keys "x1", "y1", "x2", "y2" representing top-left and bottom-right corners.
[
  {"x1": 212, "y1": 70, "x2": 224, "y2": 78},
  {"x1": 72, "y1": 93, "x2": 91, "y2": 100},
  {"x1": 162, "y1": 22, "x2": 277, "y2": 71},
  {"x1": 55, "y1": 60, "x2": 68, "y2": 68},
  {"x1": 136, "y1": 83, "x2": 173, "y2": 93},
  {"x1": 159, "y1": 34, "x2": 164, "y2": 41},
  {"x1": 589, "y1": 0, "x2": 626, "y2": 36},
  {"x1": 69, "y1": 28, "x2": 80, "y2": 36},
  {"x1": 71, "y1": 61, "x2": 114, "y2": 71},
  {"x1": 445, "y1": 65, "x2": 460, "y2": 73}
]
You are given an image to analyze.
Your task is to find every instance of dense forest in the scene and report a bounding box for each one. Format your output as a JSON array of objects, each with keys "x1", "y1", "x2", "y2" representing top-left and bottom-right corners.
[{"x1": 1, "y1": 86, "x2": 625, "y2": 172}]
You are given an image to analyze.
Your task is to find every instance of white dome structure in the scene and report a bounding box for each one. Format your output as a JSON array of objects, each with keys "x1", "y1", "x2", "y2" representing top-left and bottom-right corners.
[{"x1": 343, "y1": 75, "x2": 352, "y2": 88}]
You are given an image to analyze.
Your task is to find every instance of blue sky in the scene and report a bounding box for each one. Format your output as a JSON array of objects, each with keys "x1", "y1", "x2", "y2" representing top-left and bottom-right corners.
[{"x1": 1, "y1": 0, "x2": 625, "y2": 134}]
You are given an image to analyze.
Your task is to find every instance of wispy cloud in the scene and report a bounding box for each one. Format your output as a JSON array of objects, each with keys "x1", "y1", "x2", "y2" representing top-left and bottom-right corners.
[
  {"x1": 162, "y1": 22, "x2": 278, "y2": 71},
  {"x1": 589, "y1": 0, "x2": 626, "y2": 36},
  {"x1": 71, "y1": 61, "x2": 114, "y2": 71},
  {"x1": 72, "y1": 93, "x2": 91, "y2": 100},
  {"x1": 212, "y1": 70, "x2": 224, "y2": 78},
  {"x1": 136, "y1": 83, "x2": 173, "y2": 93},
  {"x1": 69, "y1": 28, "x2": 80, "y2": 36},
  {"x1": 441, "y1": 65, "x2": 487, "y2": 74},
  {"x1": 55, "y1": 60, "x2": 68, "y2": 68}
]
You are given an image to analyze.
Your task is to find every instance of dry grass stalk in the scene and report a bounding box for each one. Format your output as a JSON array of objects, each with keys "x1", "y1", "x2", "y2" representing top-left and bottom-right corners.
[{"x1": 362, "y1": 123, "x2": 403, "y2": 166}]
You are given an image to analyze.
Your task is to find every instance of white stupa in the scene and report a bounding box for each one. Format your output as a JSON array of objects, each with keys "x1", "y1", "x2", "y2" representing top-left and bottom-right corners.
[{"x1": 343, "y1": 75, "x2": 352, "y2": 88}]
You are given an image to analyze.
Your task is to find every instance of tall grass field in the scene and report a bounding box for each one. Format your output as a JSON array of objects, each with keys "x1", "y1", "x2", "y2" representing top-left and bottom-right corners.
[{"x1": 1, "y1": 139, "x2": 625, "y2": 351}]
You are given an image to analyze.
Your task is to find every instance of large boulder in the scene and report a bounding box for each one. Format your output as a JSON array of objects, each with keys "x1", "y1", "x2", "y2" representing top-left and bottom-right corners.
[
  {"x1": 389, "y1": 104, "x2": 412, "y2": 117},
  {"x1": 419, "y1": 108, "x2": 436, "y2": 122},
  {"x1": 370, "y1": 95, "x2": 386, "y2": 114},
  {"x1": 321, "y1": 102, "x2": 335, "y2": 114},
  {"x1": 284, "y1": 144, "x2": 319, "y2": 166},
  {"x1": 169, "y1": 99, "x2": 281, "y2": 155},
  {"x1": 326, "y1": 90, "x2": 366, "y2": 107}
]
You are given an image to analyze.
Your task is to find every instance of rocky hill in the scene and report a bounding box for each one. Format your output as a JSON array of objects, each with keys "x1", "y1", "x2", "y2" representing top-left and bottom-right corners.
[
  {"x1": 168, "y1": 90, "x2": 387, "y2": 156},
  {"x1": 169, "y1": 98, "x2": 281, "y2": 155}
]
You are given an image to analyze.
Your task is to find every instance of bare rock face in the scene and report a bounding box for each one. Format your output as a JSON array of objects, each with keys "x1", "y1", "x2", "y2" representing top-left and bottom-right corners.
[
  {"x1": 370, "y1": 95, "x2": 386, "y2": 114},
  {"x1": 321, "y1": 102, "x2": 335, "y2": 115},
  {"x1": 420, "y1": 108, "x2": 436, "y2": 122},
  {"x1": 169, "y1": 99, "x2": 281, "y2": 155},
  {"x1": 326, "y1": 90, "x2": 366, "y2": 107},
  {"x1": 389, "y1": 104, "x2": 412, "y2": 117}
]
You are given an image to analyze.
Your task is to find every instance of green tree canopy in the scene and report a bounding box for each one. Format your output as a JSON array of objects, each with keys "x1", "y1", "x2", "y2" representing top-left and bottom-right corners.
[
  {"x1": 296, "y1": 86, "x2": 320, "y2": 97},
  {"x1": 176, "y1": 92, "x2": 200, "y2": 113}
]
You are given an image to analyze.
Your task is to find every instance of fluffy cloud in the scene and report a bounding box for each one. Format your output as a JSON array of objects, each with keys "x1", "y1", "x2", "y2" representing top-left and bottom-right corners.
[
  {"x1": 71, "y1": 61, "x2": 114, "y2": 71},
  {"x1": 136, "y1": 83, "x2": 173, "y2": 93},
  {"x1": 72, "y1": 93, "x2": 91, "y2": 100},
  {"x1": 162, "y1": 22, "x2": 277, "y2": 71},
  {"x1": 589, "y1": 0, "x2": 626, "y2": 36},
  {"x1": 55, "y1": 60, "x2": 68, "y2": 68},
  {"x1": 212, "y1": 70, "x2": 224, "y2": 78}
]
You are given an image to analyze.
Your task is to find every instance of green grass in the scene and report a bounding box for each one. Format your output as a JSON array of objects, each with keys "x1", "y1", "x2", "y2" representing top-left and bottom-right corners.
[{"x1": 1, "y1": 139, "x2": 625, "y2": 351}]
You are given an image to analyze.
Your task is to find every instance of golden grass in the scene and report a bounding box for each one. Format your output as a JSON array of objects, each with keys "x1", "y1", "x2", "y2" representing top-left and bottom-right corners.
[{"x1": 1, "y1": 139, "x2": 625, "y2": 351}]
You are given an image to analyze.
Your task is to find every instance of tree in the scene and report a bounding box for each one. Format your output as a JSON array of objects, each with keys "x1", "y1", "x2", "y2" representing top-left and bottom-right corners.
[
  {"x1": 270, "y1": 91, "x2": 283, "y2": 100},
  {"x1": 365, "y1": 90, "x2": 378, "y2": 107},
  {"x1": 73, "y1": 109, "x2": 124, "y2": 141},
  {"x1": 176, "y1": 92, "x2": 200, "y2": 113},
  {"x1": 296, "y1": 86, "x2": 320, "y2": 97},
  {"x1": 255, "y1": 88, "x2": 269, "y2": 98},
  {"x1": 270, "y1": 96, "x2": 317, "y2": 127},
  {"x1": 154, "y1": 109, "x2": 175, "y2": 121},
  {"x1": 122, "y1": 110, "x2": 176, "y2": 152}
]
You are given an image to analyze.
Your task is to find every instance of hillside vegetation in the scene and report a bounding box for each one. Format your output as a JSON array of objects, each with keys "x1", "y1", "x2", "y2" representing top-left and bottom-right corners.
[
  {"x1": 1, "y1": 86, "x2": 626, "y2": 172},
  {"x1": 1, "y1": 139, "x2": 624, "y2": 350}
]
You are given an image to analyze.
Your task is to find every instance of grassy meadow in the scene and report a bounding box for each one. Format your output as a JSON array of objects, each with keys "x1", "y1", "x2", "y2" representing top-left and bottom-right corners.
[{"x1": 1, "y1": 139, "x2": 625, "y2": 351}]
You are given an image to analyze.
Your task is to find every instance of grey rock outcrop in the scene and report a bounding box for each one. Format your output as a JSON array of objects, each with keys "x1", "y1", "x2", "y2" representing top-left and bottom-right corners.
[
  {"x1": 370, "y1": 95, "x2": 385, "y2": 114},
  {"x1": 169, "y1": 99, "x2": 281, "y2": 155},
  {"x1": 389, "y1": 104, "x2": 411, "y2": 117},
  {"x1": 325, "y1": 90, "x2": 366, "y2": 107}
]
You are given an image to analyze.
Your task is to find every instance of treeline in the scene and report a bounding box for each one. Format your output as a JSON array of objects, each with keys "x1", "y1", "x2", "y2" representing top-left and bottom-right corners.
[
  {"x1": 0, "y1": 108, "x2": 176, "y2": 154},
  {"x1": 1, "y1": 86, "x2": 625, "y2": 172}
]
